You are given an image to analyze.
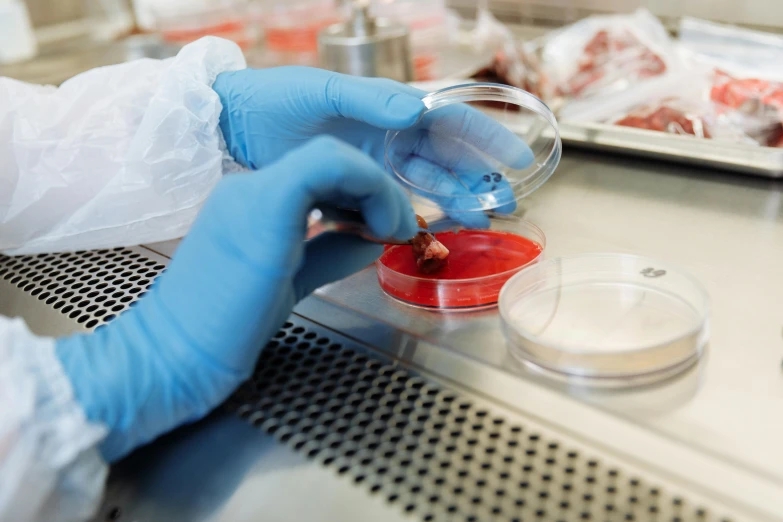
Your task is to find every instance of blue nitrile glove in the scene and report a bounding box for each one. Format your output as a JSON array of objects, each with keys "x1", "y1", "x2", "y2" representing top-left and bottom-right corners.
[
  {"x1": 212, "y1": 67, "x2": 533, "y2": 228},
  {"x1": 55, "y1": 137, "x2": 418, "y2": 462},
  {"x1": 385, "y1": 102, "x2": 535, "y2": 227}
]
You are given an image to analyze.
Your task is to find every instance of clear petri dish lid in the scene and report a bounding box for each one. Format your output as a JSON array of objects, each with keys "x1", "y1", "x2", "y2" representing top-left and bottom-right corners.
[
  {"x1": 499, "y1": 254, "x2": 710, "y2": 387},
  {"x1": 384, "y1": 83, "x2": 561, "y2": 213}
]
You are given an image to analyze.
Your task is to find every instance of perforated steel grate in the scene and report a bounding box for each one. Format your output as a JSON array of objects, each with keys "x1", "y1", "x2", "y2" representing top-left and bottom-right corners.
[
  {"x1": 0, "y1": 249, "x2": 165, "y2": 329},
  {"x1": 226, "y1": 319, "x2": 736, "y2": 522}
]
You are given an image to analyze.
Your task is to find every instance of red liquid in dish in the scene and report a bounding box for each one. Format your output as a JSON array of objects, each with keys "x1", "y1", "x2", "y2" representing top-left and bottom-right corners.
[{"x1": 378, "y1": 229, "x2": 543, "y2": 309}]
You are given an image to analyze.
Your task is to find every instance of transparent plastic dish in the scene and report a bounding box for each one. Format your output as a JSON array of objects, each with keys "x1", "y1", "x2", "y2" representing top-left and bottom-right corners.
[
  {"x1": 377, "y1": 214, "x2": 545, "y2": 311},
  {"x1": 499, "y1": 254, "x2": 710, "y2": 387},
  {"x1": 384, "y1": 83, "x2": 561, "y2": 214}
]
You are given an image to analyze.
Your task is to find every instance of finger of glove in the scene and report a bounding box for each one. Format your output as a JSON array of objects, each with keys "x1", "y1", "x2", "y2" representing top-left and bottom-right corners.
[
  {"x1": 261, "y1": 137, "x2": 419, "y2": 242},
  {"x1": 391, "y1": 154, "x2": 492, "y2": 229},
  {"x1": 322, "y1": 73, "x2": 425, "y2": 130},
  {"x1": 294, "y1": 233, "x2": 383, "y2": 300},
  {"x1": 388, "y1": 132, "x2": 517, "y2": 219},
  {"x1": 417, "y1": 103, "x2": 534, "y2": 171}
]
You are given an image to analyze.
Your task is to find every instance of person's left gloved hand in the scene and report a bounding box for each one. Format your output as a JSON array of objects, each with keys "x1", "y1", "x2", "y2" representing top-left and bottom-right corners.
[
  {"x1": 213, "y1": 66, "x2": 425, "y2": 169},
  {"x1": 213, "y1": 67, "x2": 534, "y2": 227},
  {"x1": 55, "y1": 137, "x2": 418, "y2": 462}
]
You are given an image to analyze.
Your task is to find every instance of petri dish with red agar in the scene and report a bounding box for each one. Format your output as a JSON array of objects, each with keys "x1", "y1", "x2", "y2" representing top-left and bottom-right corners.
[
  {"x1": 499, "y1": 254, "x2": 710, "y2": 387},
  {"x1": 377, "y1": 214, "x2": 545, "y2": 310},
  {"x1": 378, "y1": 83, "x2": 560, "y2": 311}
]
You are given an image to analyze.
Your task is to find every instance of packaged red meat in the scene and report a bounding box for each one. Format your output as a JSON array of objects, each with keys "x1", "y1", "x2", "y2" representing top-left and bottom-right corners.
[
  {"x1": 709, "y1": 70, "x2": 783, "y2": 146},
  {"x1": 472, "y1": 8, "x2": 680, "y2": 121},
  {"x1": 606, "y1": 93, "x2": 759, "y2": 144},
  {"x1": 536, "y1": 9, "x2": 678, "y2": 105},
  {"x1": 679, "y1": 17, "x2": 783, "y2": 147},
  {"x1": 614, "y1": 102, "x2": 711, "y2": 139},
  {"x1": 711, "y1": 71, "x2": 783, "y2": 113},
  {"x1": 563, "y1": 70, "x2": 756, "y2": 145},
  {"x1": 553, "y1": 25, "x2": 666, "y2": 99}
]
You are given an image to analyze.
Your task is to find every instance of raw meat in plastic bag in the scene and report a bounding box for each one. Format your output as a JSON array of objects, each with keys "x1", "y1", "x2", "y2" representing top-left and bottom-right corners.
[
  {"x1": 537, "y1": 9, "x2": 676, "y2": 104},
  {"x1": 605, "y1": 93, "x2": 757, "y2": 145},
  {"x1": 472, "y1": 8, "x2": 679, "y2": 116},
  {"x1": 710, "y1": 71, "x2": 783, "y2": 113},
  {"x1": 614, "y1": 102, "x2": 711, "y2": 138},
  {"x1": 709, "y1": 70, "x2": 783, "y2": 146},
  {"x1": 556, "y1": 24, "x2": 666, "y2": 99},
  {"x1": 679, "y1": 17, "x2": 783, "y2": 147}
]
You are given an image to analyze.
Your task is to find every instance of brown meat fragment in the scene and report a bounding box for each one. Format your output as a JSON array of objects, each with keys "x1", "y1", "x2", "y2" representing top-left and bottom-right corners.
[{"x1": 411, "y1": 215, "x2": 450, "y2": 275}]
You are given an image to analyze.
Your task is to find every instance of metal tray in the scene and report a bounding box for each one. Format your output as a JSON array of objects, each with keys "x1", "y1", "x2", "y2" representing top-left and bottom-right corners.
[
  {"x1": 558, "y1": 121, "x2": 783, "y2": 178},
  {"x1": 414, "y1": 77, "x2": 783, "y2": 178}
]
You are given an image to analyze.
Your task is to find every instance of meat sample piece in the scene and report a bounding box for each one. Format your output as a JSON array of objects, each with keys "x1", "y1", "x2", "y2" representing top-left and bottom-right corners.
[
  {"x1": 472, "y1": 27, "x2": 666, "y2": 105},
  {"x1": 615, "y1": 105, "x2": 711, "y2": 138},
  {"x1": 560, "y1": 29, "x2": 666, "y2": 98},
  {"x1": 411, "y1": 215, "x2": 450, "y2": 275},
  {"x1": 710, "y1": 70, "x2": 783, "y2": 146},
  {"x1": 710, "y1": 71, "x2": 783, "y2": 112}
]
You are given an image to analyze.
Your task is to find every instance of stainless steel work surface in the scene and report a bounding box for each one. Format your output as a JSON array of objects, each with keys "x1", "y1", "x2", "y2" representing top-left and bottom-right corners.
[
  {"x1": 141, "y1": 148, "x2": 783, "y2": 519},
  {"x1": 302, "y1": 149, "x2": 783, "y2": 492},
  {"x1": 2, "y1": 148, "x2": 782, "y2": 521}
]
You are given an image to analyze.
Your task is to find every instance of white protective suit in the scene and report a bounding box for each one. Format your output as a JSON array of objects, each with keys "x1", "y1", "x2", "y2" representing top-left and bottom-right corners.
[{"x1": 0, "y1": 37, "x2": 246, "y2": 521}]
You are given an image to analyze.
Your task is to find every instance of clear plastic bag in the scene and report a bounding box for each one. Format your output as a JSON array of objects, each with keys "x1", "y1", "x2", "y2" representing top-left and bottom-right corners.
[
  {"x1": 612, "y1": 99, "x2": 712, "y2": 138},
  {"x1": 608, "y1": 96, "x2": 756, "y2": 145},
  {"x1": 679, "y1": 18, "x2": 783, "y2": 147},
  {"x1": 708, "y1": 70, "x2": 783, "y2": 146},
  {"x1": 471, "y1": 9, "x2": 680, "y2": 117},
  {"x1": 539, "y1": 9, "x2": 673, "y2": 102},
  {"x1": 469, "y1": 9, "x2": 548, "y2": 99},
  {"x1": 679, "y1": 17, "x2": 783, "y2": 82},
  {"x1": 561, "y1": 61, "x2": 755, "y2": 145}
]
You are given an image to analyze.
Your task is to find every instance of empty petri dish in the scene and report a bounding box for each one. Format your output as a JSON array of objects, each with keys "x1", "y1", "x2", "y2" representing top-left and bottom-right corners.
[
  {"x1": 384, "y1": 83, "x2": 561, "y2": 214},
  {"x1": 377, "y1": 214, "x2": 545, "y2": 311},
  {"x1": 499, "y1": 254, "x2": 710, "y2": 387}
]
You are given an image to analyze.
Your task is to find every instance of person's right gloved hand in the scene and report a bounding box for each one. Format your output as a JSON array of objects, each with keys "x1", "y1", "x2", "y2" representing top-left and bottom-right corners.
[{"x1": 55, "y1": 137, "x2": 417, "y2": 462}]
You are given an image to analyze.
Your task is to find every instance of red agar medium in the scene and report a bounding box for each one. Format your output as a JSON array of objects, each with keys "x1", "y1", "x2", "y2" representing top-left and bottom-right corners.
[{"x1": 377, "y1": 229, "x2": 543, "y2": 310}]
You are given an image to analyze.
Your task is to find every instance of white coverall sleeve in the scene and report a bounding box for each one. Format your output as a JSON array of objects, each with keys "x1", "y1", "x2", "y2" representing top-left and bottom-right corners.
[
  {"x1": 0, "y1": 317, "x2": 107, "y2": 522},
  {"x1": 0, "y1": 36, "x2": 247, "y2": 255},
  {"x1": 0, "y1": 36, "x2": 248, "y2": 521}
]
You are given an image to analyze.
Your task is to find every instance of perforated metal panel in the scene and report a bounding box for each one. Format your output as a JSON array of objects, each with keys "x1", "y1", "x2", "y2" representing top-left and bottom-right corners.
[
  {"x1": 225, "y1": 318, "x2": 737, "y2": 522},
  {"x1": 0, "y1": 249, "x2": 742, "y2": 522},
  {"x1": 0, "y1": 249, "x2": 165, "y2": 329}
]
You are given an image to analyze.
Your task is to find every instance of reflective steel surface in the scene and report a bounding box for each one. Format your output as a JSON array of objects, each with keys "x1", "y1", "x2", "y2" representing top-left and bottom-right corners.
[
  {"x1": 305, "y1": 148, "x2": 783, "y2": 493},
  {"x1": 139, "y1": 148, "x2": 783, "y2": 518},
  {"x1": 1, "y1": 148, "x2": 781, "y2": 520}
]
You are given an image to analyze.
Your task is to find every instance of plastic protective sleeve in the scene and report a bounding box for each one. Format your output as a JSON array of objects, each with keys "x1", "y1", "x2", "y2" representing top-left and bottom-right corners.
[
  {"x1": 0, "y1": 36, "x2": 247, "y2": 255},
  {"x1": 0, "y1": 317, "x2": 108, "y2": 522}
]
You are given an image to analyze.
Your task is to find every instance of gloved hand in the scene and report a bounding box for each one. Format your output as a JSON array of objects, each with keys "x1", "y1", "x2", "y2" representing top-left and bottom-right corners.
[
  {"x1": 55, "y1": 137, "x2": 418, "y2": 462},
  {"x1": 384, "y1": 101, "x2": 534, "y2": 225},
  {"x1": 213, "y1": 67, "x2": 533, "y2": 227}
]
